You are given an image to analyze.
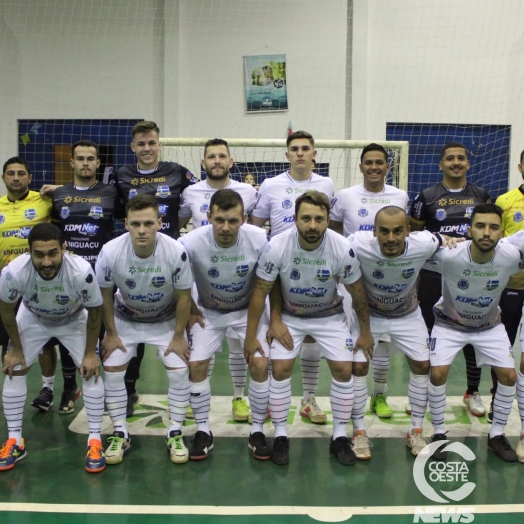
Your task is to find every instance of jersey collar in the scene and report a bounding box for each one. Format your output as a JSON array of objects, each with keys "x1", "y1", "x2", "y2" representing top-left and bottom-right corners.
[
  {"x1": 7, "y1": 190, "x2": 30, "y2": 203},
  {"x1": 293, "y1": 228, "x2": 326, "y2": 253}
]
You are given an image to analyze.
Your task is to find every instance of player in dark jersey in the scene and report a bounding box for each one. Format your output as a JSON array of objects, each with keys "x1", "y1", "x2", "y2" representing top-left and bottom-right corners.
[
  {"x1": 410, "y1": 142, "x2": 492, "y2": 417},
  {"x1": 110, "y1": 121, "x2": 198, "y2": 414}
]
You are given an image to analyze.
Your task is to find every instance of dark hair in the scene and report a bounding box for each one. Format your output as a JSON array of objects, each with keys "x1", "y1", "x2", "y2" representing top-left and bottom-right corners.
[
  {"x1": 361, "y1": 143, "x2": 388, "y2": 163},
  {"x1": 209, "y1": 189, "x2": 244, "y2": 215},
  {"x1": 470, "y1": 203, "x2": 503, "y2": 224},
  {"x1": 286, "y1": 130, "x2": 314, "y2": 148},
  {"x1": 204, "y1": 138, "x2": 230, "y2": 158},
  {"x1": 3, "y1": 157, "x2": 32, "y2": 176},
  {"x1": 295, "y1": 190, "x2": 330, "y2": 216},
  {"x1": 71, "y1": 140, "x2": 99, "y2": 158},
  {"x1": 131, "y1": 121, "x2": 160, "y2": 139},
  {"x1": 440, "y1": 142, "x2": 468, "y2": 161},
  {"x1": 125, "y1": 194, "x2": 159, "y2": 217},
  {"x1": 28, "y1": 223, "x2": 64, "y2": 248},
  {"x1": 520, "y1": 149, "x2": 524, "y2": 164},
  {"x1": 374, "y1": 206, "x2": 408, "y2": 228}
]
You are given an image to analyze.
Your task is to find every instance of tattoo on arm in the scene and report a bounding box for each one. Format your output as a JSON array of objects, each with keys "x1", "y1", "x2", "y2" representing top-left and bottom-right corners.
[
  {"x1": 347, "y1": 279, "x2": 370, "y2": 325},
  {"x1": 254, "y1": 276, "x2": 275, "y2": 295}
]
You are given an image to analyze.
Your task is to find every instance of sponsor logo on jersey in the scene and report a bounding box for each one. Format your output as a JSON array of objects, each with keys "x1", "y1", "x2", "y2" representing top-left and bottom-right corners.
[
  {"x1": 150, "y1": 276, "x2": 166, "y2": 288},
  {"x1": 345, "y1": 338, "x2": 354, "y2": 351},
  {"x1": 283, "y1": 215, "x2": 294, "y2": 223},
  {"x1": 131, "y1": 176, "x2": 167, "y2": 186},
  {"x1": 54, "y1": 294, "x2": 71, "y2": 305},
  {"x1": 373, "y1": 283, "x2": 408, "y2": 293},
  {"x1": 290, "y1": 269, "x2": 300, "y2": 280},
  {"x1": 359, "y1": 224, "x2": 373, "y2": 231},
  {"x1": 439, "y1": 223, "x2": 469, "y2": 234},
  {"x1": 85, "y1": 274, "x2": 93, "y2": 284},
  {"x1": 376, "y1": 261, "x2": 385, "y2": 267},
  {"x1": 129, "y1": 292, "x2": 164, "y2": 303},
  {"x1": 64, "y1": 223, "x2": 100, "y2": 236},
  {"x1": 156, "y1": 185, "x2": 171, "y2": 198},
  {"x1": 358, "y1": 208, "x2": 368, "y2": 218},
  {"x1": 88, "y1": 206, "x2": 104, "y2": 219},
  {"x1": 210, "y1": 282, "x2": 246, "y2": 293},
  {"x1": 289, "y1": 286, "x2": 328, "y2": 298},
  {"x1": 316, "y1": 269, "x2": 331, "y2": 282},
  {"x1": 61, "y1": 206, "x2": 70, "y2": 219},
  {"x1": 24, "y1": 209, "x2": 36, "y2": 221},
  {"x1": 264, "y1": 261, "x2": 275, "y2": 274},
  {"x1": 0, "y1": 215, "x2": 4, "y2": 224},
  {"x1": 211, "y1": 254, "x2": 245, "y2": 263},
  {"x1": 514, "y1": 211, "x2": 523, "y2": 223},
  {"x1": 129, "y1": 189, "x2": 138, "y2": 199},
  {"x1": 401, "y1": 268, "x2": 415, "y2": 279},
  {"x1": 64, "y1": 196, "x2": 102, "y2": 204},
  {"x1": 235, "y1": 265, "x2": 249, "y2": 277},
  {"x1": 285, "y1": 187, "x2": 292, "y2": 194},
  {"x1": 435, "y1": 209, "x2": 446, "y2": 221},
  {"x1": 293, "y1": 257, "x2": 327, "y2": 266},
  {"x1": 361, "y1": 198, "x2": 368, "y2": 204},
  {"x1": 158, "y1": 204, "x2": 167, "y2": 217},
  {"x1": 208, "y1": 268, "x2": 219, "y2": 278},
  {"x1": 427, "y1": 337, "x2": 436, "y2": 352},
  {"x1": 104, "y1": 267, "x2": 112, "y2": 282},
  {"x1": 200, "y1": 204, "x2": 209, "y2": 213},
  {"x1": 457, "y1": 279, "x2": 469, "y2": 290},
  {"x1": 172, "y1": 268, "x2": 181, "y2": 283},
  {"x1": 126, "y1": 279, "x2": 136, "y2": 289},
  {"x1": 463, "y1": 269, "x2": 498, "y2": 277},
  {"x1": 464, "y1": 206, "x2": 474, "y2": 218},
  {"x1": 81, "y1": 290, "x2": 91, "y2": 303},
  {"x1": 204, "y1": 193, "x2": 211, "y2": 200},
  {"x1": 349, "y1": 248, "x2": 355, "y2": 258},
  {"x1": 200, "y1": 220, "x2": 209, "y2": 226},
  {"x1": 2, "y1": 227, "x2": 31, "y2": 239},
  {"x1": 455, "y1": 295, "x2": 494, "y2": 307},
  {"x1": 129, "y1": 265, "x2": 162, "y2": 274},
  {"x1": 343, "y1": 265, "x2": 352, "y2": 278},
  {"x1": 484, "y1": 280, "x2": 499, "y2": 291},
  {"x1": 282, "y1": 199, "x2": 292, "y2": 210},
  {"x1": 373, "y1": 270, "x2": 384, "y2": 280}
]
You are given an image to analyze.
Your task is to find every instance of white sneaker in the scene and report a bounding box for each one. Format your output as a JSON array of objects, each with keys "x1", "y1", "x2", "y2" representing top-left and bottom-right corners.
[
  {"x1": 105, "y1": 431, "x2": 131, "y2": 465},
  {"x1": 463, "y1": 391, "x2": 486, "y2": 417},
  {"x1": 300, "y1": 397, "x2": 327, "y2": 424},
  {"x1": 516, "y1": 436, "x2": 524, "y2": 463},
  {"x1": 351, "y1": 430, "x2": 372, "y2": 460},
  {"x1": 167, "y1": 430, "x2": 189, "y2": 464},
  {"x1": 406, "y1": 428, "x2": 429, "y2": 456}
]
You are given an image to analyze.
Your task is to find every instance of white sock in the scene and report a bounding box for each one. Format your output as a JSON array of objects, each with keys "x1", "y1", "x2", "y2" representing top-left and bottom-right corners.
[
  {"x1": 408, "y1": 372, "x2": 429, "y2": 433},
  {"x1": 331, "y1": 377, "x2": 354, "y2": 439},
  {"x1": 300, "y1": 342, "x2": 321, "y2": 400},
  {"x1": 351, "y1": 375, "x2": 367, "y2": 432},
  {"x1": 516, "y1": 371, "x2": 524, "y2": 436},
  {"x1": 270, "y1": 376, "x2": 291, "y2": 438},
  {"x1": 248, "y1": 377, "x2": 270, "y2": 434},
  {"x1": 490, "y1": 382, "x2": 516, "y2": 438},
  {"x1": 167, "y1": 368, "x2": 190, "y2": 434},
  {"x1": 3, "y1": 375, "x2": 27, "y2": 445},
  {"x1": 104, "y1": 370, "x2": 128, "y2": 437},
  {"x1": 428, "y1": 382, "x2": 446, "y2": 434},
  {"x1": 371, "y1": 342, "x2": 390, "y2": 396},
  {"x1": 228, "y1": 337, "x2": 247, "y2": 399},
  {"x1": 190, "y1": 378, "x2": 212, "y2": 435},
  {"x1": 42, "y1": 375, "x2": 55, "y2": 391},
  {"x1": 83, "y1": 375, "x2": 104, "y2": 443}
]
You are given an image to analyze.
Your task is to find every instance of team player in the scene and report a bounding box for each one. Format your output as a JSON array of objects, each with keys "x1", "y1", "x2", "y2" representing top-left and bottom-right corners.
[
  {"x1": 0, "y1": 223, "x2": 105, "y2": 472},
  {"x1": 245, "y1": 191, "x2": 374, "y2": 466},
  {"x1": 250, "y1": 131, "x2": 335, "y2": 425},
  {"x1": 95, "y1": 195, "x2": 193, "y2": 465},
  {"x1": 330, "y1": 143, "x2": 409, "y2": 419},
  {"x1": 427, "y1": 203, "x2": 521, "y2": 462},
  {"x1": 179, "y1": 189, "x2": 270, "y2": 460},
  {"x1": 179, "y1": 139, "x2": 258, "y2": 422},
  {"x1": 410, "y1": 142, "x2": 492, "y2": 417}
]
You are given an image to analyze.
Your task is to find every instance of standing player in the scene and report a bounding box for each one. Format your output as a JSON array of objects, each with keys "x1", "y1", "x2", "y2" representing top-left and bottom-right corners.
[
  {"x1": 410, "y1": 142, "x2": 491, "y2": 416},
  {"x1": 330, "y1": 143, "x2": 409, "y2": 419},
  {"x1": 0, "y1": 223, "x2": 105, "y2": 472},
  {"x1": 245, "y1": 191, "x2": 374, "y2": 466},
  {"x1": 179, "y1": 139, "x2": 258, "y2": 422},
  {"x1": 95, "y1": 195, "x2": 193, "y2": 465},
  {"x1": 179, "y1": 189, "x2": 270, "y2": 460},
  {"x1": 250, "y1": 131, "x2": 335, "y2": 425},
  {"x1": 427, "y1": 204, "x2": 521, "y2": 462}
]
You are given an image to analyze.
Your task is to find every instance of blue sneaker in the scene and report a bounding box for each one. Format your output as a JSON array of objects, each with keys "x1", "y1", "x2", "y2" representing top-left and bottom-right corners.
[
  {"x1": 85, "y1": 439, "x2": 106, "y2": 473},
  {"x1": 0, "y1": 438, "x2": 26, "y2": 471}
]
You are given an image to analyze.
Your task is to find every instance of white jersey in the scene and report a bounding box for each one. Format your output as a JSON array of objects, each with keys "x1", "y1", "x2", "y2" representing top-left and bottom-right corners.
[
  {"x1": 251, "y1": 171, "x2": 335, "y2": 238},
  {"x1": 348, "y1": 230, "x2": 440, "y2": 318},
  {"x1": 0, "y1": 252, "x2": 102, "y2": 322},
  {"x1": 429, "y1": 241, "x2": 522, "y2": 332},
  {"x1": 95, "y1": 232, "x2": 192, "y2": 323},
  {"x1": 331, "y1": 184, "x2": 409, "y2": 236},
  {"x1": 256, "y1": 228, "x2": 361, "y2": 318},
  {"x1": 179, "y1": 179, "x2": 258, "y2": 228},
  {"x1": 179, "y1": 224, "x2": 268, "y2": 312}
]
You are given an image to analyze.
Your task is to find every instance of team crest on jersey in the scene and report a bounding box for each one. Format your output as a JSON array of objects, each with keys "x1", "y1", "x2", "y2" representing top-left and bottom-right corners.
[
  {"x1": 514, "y1": 211, "x2": 524, "y2": 223},
  {"x1": 457, "y1": 279, "x2": 469, "y2": 290},
  {"x1": 156, "y1": 185, "x2": 171, "y2": 198},
  {"x1": 173, "y1": 268, "x2": 181, "y2": 283},
  {"x1": 88, "y1": 206, "x2": 104, "y2": 219},
  {"x1": 129, "y1": 189, "x2": 138, "y2": 199},
  {"x1": 343, "y1": 265, "x2": 352, "y2": 278},
  {"x1": 150, "y1": 277, "x2": 166, "y2": 288},
  {"x1": 282, "y1": 199, "x2": 292, "y2": 210},
  {"x1": 349, "y1": 248, "x2": 355, "y2": 258},
  {"x1": 159, "y1": 204, "x2": 168, "y2": 217},
  {"x1": 358, "y1": 208, "x2": 368, "y2": 218},
  {"x1": 427, "y1": 337, "x2": 436, "y2": 352},
  {"x1": 435, "y1": 209, "x2": 446, "y2": 221},
  {"x1": 104, "y1": 267, "x2": 112, "y2": 282},
  {"x1": 208, "y1": 268, "x2": 220, "y2": 278},
  {"x1": 54, "y1": 294, "x2": 71, "y2": 305},
  {"x1": 61, "y1": 206, "x2": 70, "y2": 219},
  {"x1": 484, "y1": 280, "x2": 499, "y2": 291},
  {"x1": 125, "y1": 279, "x2": 136, "y2": 289},
  {"x1": 401, "y1": 268, "x2": 415, "y2": 279},
  {"x1": 345, "y1": 338, "x2": 354, "y2": 352},
  {"x1": 290, "y1": 269, "x2": 300, "y2": 280},
  {"x1": 264, "y1": 261, "x2": 275, "y2": 274},
  {"x1": 8, "y1": 289, "x2": 19, "y2": 301},
  {"x1": 200, "y1": 204, "x2": 209, "y2": 213},
  {"x1": 0, "y1": 215, "x2": 4, "y2": 225},
  {"x1": 316, "y1": 269, "x2": 331, "y2": 282},
  {"x1": 24, "y1": 209, "x2": 36, "y2": 221},
  {"x1": 373, "y1": 270, "x2": 384, "y2": 280},
  {"x1": 464, "y1": 206, "x2": 474, "y2": 218},
  {"x1": 236, "y1": 265, "x2": 249, "y2": 277}
]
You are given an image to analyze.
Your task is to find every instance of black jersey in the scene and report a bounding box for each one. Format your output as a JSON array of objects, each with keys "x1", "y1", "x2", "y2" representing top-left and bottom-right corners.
[
  {"x1": 52, "y1": 182, "x2": 118, "y2": 267},
  {"x1": 410, "y1": 182, "x2": 491, "y2": 238},
  {"x1": 111, "y1": 161, "x2": 198, "y2": 239}
]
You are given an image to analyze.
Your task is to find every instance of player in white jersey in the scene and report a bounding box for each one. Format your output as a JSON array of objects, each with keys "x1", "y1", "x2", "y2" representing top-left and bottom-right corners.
[
  {"x1": 331, "y1": 143, "x2": 410, "y2": 420},
  {"x1": 245, "y1": 191, "x2": 374, "y2": 466},
  {"x1": 179, "y1": 139, "x2": 259, "y2": 423},
  {"x1": 427, "y1": 203, "x2": 522, "y2": 462},
  {"x1": 0, "y1": 223, "x2": 105, "y2": 473},
  {"x1": 179, "y1": 189, "x2": 271, "y2": 460},
  {"x1": 250, "y1": 131, "x2": 335, "y2": 425},
  {"x1": 348, "y1": 207, "x2": 446, "y2": 459},
  {"x1": 95, "y1": 195, "x2": 193, "y2": 466}
]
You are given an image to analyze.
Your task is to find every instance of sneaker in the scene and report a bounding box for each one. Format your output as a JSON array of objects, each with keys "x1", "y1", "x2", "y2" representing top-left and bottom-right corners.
[
  {"x1": 299, "y1": 397, "x2": 327, "y2": 424},
  {"x1": 126, "y1": 393, "x2": 140, "y2": 418},
  {"x1": 330, "y1": 436, "x2": 357, "y2": 466},
  {"x1": 248, "y1": 432, "x2": 271, "y2": 461},
  {"x1": 488, "y1": 434, "x2": 518, "y2": 462},
  {"x1": 406, "y1": 428, "x2": 429, "y2": 457},
  {"x1": 271, "y1": 436, "x2": 290, "y2": 465},
  {"x1": 105, "y1": 431, "x2": 131, "y2": 465},
  {"x1": 463, "y1": 391, "x2": 486, "y2": 417},
  {"x1": 232, "y1": 397, "x2": 250, "y2": 422},
  {"x1": 352, "y1": 430, "x2": 372, "y2": 461},
  {"x1": 185, "y1": 406, "x2": 195, "y2": 420},
  {"x1": 189, "y1": 431, "x2": 214, "y2": 461},
  {"x1": 59, "y1": 387, "x2": 82, "y2": 415},
  {"x1": 370, "y1": 393, "x2": 393, "y2": 418},
  {"x1": 488, "y1": 400, "x2": 493, "y2": 423},
  {"x1": 31, "y1": 387, "x2": 53, "y2": 412},
  {"x1": 0, "y1": 438, "x2": 26, "y2": 471},
  {"x1": 248, "y1": 408, "x2": 271, "y2": 424},
  {"x1": 85, "y1": 439, "x2": 105, "y2": 473},
  {"x1": 431, "y1": 433, "x2": 448, "y2": 461},
  {"x1": 516, "y1": 436, "x2": 524, "y2": 463},
  {"x1": 167, "y1": 430, "x2": 189, "y2": 464}
]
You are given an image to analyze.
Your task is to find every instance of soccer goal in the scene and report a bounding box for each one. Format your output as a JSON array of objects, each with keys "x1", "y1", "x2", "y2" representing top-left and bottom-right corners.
[{"x1": 161, "y1": 138, "x2": 409, "y2": 194}]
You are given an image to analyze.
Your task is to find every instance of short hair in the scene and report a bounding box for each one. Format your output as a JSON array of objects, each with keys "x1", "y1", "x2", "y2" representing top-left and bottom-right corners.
[
  {"x1": 374, "y1": 206, "x2": 408, "y2": 228},
  {"x1": 470, "y1": 203, "x2": 503, "y2": 224},
  {"x1": 286, "y1": 130, "x2": 314, "y2": 148},
  {"x1": 440, "y1": 142, "x2": 469, "y2": 161},
  {"x1": 125, "y1": 194, "x2": 159, "y2": 218},
  {"x1": 209, "y1": 189, "x2": 244, "y2": 215},
  {"x1": 131, "y1": 121, "x2": 160, "y2": 139},
  {"x1": 71, "y1": 140, "x2": 99, "y2": 158},
  {"x1": 520, "y1": 149, "x2": 524, "y2": 164},
  {"x1": 3, "y1": 157, "x2": 32, "y2": 176},
  {"x1": 28, "y1": 223, "x2": 64, "y2": 249},
  {"x1": 203, "y1": 138, "x2": 230, "y2": 158},
  {"x1": 361, "y1": 143, "x2": 388, "y2": 163},
  {"x1": 295, "y1": 190, "x2": 330, "y2": 216}
]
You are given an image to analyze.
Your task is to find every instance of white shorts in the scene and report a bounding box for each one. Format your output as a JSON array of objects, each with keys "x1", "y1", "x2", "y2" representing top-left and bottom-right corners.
[
  {"x1": 189, "y1": 308, "x2": 269, "y2": 361},
  {"x1": 351, "y1": 308, "x2": 429, "y2": 362},
  {"x1": 15, "y1": 304, "x2": 88, "y2": 368},
  {"x1": 103, "y1": 315, "x2": 187, "y2": 368},
  {"x1": 270, "y1": 312, "x2": 361, "y2": 362},
  {"x1": 430, "y1": 323, "x2": 515, "y2": 368}
]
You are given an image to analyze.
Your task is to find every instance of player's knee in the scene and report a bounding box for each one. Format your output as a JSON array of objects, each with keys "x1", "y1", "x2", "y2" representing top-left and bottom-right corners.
[
  {"x1": 352, "y1": 361, "x2": 368, "y2": 377},
  {"x1": 430, "y1": 367, "x2": 447, "y2": 386},
  {"x1": 412, "y1": 360, "x2": 430, "y2": 375},
  {"x1": 498, "y1": 368, "x2": 516, "y2": 387},
  {"x1": 189, "y1": 360, "x2": 210, "y2": 382},
  {"x1": 249, "y1": 357, "x2": 268, "y2": 381},
  {"x1": 272, "y1": 359, "x2": 293, "y2": 381}
]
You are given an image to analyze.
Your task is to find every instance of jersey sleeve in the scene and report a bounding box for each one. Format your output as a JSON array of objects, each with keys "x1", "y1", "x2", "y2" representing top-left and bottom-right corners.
[
  {"x1": 172, "y1": 244, "x2": 193, "y2": 290},
  {"x1": 0, "y1": 264, "x2": 24, "y2": 304},
  {"x1": 245, "y1": 186, "x2": 258, "y2": 214},
  {"x1": 339, "y1": 243, "x2": 362, "y2": 285},
  {"x1": 410, "y1": 191, "x2": 427, "y2": 223},
  {"x1": 500, "y1": 231, "x2": 524, "y2": 255},
  {"x1": 425, "y1": 246, "x2": 444, "y2": 273},
  {"x1": 251, "y1": 180, "x2": 270, "y2": 219},
  {"x1": 180, "y1": 165, "x2": 200, "y2": 192},
  {"x1": 76, "y1": 266, "x2": 103, "y2": 307},
  {"x1": 330, "y1": 191, "x2": 344, "y2": 222},
  {"x1": 255, "y1": 242, "x2": 281, "y2": 282},
  {"x1": 178, "y1": 187, "x2": 192, "y2": 218},
  {"x1": 94, "y1": 247, "x2": 115, "y2": 288}
]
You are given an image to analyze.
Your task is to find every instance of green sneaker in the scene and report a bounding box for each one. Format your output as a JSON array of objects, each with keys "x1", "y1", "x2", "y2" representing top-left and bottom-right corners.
[
  {"x1": 370, "y1": 393, "x2": 392, "y2": 418},
  {"x1": 232, "y1": 397, "x2": 250, "y2": 422}
]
